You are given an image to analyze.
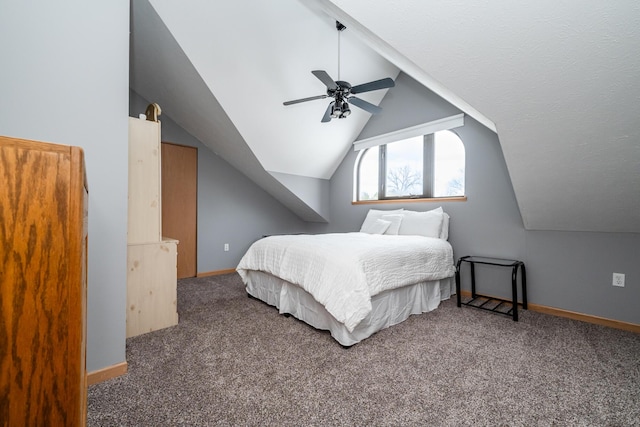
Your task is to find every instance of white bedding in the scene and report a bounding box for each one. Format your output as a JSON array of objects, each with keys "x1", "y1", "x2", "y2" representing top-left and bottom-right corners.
[
  {"x1": 244, "y1": 270, "x2": 455, "y2": 346},
  {"x1": 236, "y1": 232, "x2": 455, "y2": 333}
]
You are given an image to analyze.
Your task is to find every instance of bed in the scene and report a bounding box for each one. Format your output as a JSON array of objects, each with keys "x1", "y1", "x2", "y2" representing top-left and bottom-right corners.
[{"x1": 236, "y1": 207, "x2": 456, "y2": 346}]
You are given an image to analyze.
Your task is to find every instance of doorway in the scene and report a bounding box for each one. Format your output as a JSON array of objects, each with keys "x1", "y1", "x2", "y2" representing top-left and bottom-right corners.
[{"x1": 161, "y1": 142, "x2": 197, "y2": 278}]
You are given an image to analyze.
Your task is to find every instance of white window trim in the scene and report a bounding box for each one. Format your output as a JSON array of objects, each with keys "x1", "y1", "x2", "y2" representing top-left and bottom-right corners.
[
  {"x1": 353, "y1": 149, "x2": 367, "y2": 201},
  {"x1": 352, "y1": 113, "x2": 464, "y2": 152}
]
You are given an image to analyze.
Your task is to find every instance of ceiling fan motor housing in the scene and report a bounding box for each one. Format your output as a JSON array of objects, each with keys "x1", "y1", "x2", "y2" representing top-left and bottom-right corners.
[{"x1": 327, "y1": 80, "x2": 351, "y2": 98}]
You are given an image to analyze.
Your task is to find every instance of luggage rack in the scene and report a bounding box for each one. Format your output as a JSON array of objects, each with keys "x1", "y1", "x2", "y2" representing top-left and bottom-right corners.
[
  {"x1": 455, "y1": 256, "x2": 527, "y2": 321},
  {"x1": 461, "y1": 294, "x2": 516, "y2": 317}
]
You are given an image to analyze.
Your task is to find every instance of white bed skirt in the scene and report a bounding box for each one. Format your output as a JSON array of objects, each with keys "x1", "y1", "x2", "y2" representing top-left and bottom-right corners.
[{"x1": 244, "y1": 270, "x2": 456, "y2": 346}]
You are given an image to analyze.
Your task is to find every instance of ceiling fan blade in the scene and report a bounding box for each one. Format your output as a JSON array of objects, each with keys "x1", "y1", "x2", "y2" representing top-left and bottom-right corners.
[
  {"x1": 312, "y1": 70, "x2": 338, "y2": 91},
  {"x1": 321, "y1": 102, "x2": 334, "y2": 122},
  {"x1": 283, "y1": 94, "x2": 327, "y2": 106},
  {"x1": 350, "y1": 77, "x2": 395, "y2": 94},
  {"x1": 348, "y1": 97, "x2": 382, "y2": 114}
]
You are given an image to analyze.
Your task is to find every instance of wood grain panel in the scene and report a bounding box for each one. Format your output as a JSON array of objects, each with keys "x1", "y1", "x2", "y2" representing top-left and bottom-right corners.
[
  {"x1": 161, "y1": 142, "x2": 197, "y2": 278},
  {"x1": 126, "y1": 241, "x2": 179, "y2": 337},
  {"x1": 128, "y1": 118, "x2": 161, "y2": 243},
  {"x1": 0, "y1": 136, "x2": 87, "y2": 426}
]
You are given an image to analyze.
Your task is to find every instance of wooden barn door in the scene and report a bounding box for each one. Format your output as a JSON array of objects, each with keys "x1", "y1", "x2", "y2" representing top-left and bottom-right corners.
[{"x1": 161, "y1": 142, "x2": 197, "y2": 278}]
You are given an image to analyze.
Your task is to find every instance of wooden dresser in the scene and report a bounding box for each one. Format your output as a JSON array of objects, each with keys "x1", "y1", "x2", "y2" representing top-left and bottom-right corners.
[
  {"x1": 127, "y1": 117, "x2": 179, "y2": 337},
  {"x1": 0, "y1": 136, "x2": 88, "y2": 426}
]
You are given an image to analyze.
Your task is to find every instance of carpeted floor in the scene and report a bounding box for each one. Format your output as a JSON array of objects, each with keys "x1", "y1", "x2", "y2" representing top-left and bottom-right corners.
[{"x1": 88, "y1": 273, "x2": 640, "y2": 426}]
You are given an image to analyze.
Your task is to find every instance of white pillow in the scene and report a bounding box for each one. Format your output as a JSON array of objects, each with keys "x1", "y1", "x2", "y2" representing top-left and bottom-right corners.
[
  {"x1": 361, "y1": 218, "x2": 391, "y2": 235},
  {"x1": 381, "y1": 214, "x2": 404, "y2": 235},
  {"x1": 398, "y1": 207, "x2": 444, "y2": 238},
  {"x1": 440, "y1": 212, "x2": 450, "y2": 240},
  {"x1": 359, "y1": 209, "x2": 404, "y2": 233}
]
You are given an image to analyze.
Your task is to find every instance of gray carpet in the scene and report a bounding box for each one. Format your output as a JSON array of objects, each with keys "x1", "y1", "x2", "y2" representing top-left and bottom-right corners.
[{"x1": 88, "y1": 274, "x2": 640, "y2": 426}]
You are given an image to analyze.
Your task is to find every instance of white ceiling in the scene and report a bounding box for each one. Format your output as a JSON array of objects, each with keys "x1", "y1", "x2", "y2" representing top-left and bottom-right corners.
[
  {"x1": 131, "y1": 0, "x2": 640, "y2": 233},
  {"x1": 142, "y1": 0, "x2": 398, "y2": 179}
]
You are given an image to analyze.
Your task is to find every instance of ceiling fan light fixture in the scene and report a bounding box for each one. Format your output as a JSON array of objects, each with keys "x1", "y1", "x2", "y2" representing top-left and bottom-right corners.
[
  {"x1": 331, "y1": 98, "x2": 343, "y2": 118},
  {"x1": 331, "y1": 98, "x2": 351, "y2": 119},
  {"x1": 340, "y1": 103, "x2": 351, "y2": 118},
  {"x1": 330, "y1": 103, "x2": 339, "y2": 118}
]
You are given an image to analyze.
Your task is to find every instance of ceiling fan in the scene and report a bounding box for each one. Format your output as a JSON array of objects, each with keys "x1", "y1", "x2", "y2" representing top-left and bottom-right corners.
[{"x1": 283, "y1": 21, "x2": 395, "y2": 123}]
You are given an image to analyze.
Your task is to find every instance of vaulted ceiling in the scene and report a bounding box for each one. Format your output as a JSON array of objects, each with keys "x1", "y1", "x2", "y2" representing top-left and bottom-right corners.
[{"x1": 130, "y1": 0, "x2": 640, "y2": 233}]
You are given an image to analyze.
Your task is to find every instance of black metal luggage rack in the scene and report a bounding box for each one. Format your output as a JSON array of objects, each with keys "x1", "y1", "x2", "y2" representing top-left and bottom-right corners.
[
  {"x1": 460, "y1": 294, "x2": 516, "y2": 317},
  {"x1": 455, "y1": 256, "x2": 527, "y2": 321}
]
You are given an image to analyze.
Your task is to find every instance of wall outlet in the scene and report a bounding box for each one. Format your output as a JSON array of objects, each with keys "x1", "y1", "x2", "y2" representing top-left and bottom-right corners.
[
  {"x1": 612, "y1": 272, "x2": 625, "y2": 287},
  {"x1": 224, "y1": 243, "x2": 229, "y2": 252}
]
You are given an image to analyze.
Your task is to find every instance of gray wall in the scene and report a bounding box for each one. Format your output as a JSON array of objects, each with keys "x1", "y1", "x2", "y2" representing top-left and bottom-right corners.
[
  {"x1": 321, "y1": 72, "x2": 640, "y2": 325},
  {"x1": 1, "y1": 3, "x2": 130, "y2": 372},
  {"x1": 130, "y1": 91, "x2": 315, "y2": 273},
  {"x1": 269, "y1": 171, "x2": 331, "y2": 222}
]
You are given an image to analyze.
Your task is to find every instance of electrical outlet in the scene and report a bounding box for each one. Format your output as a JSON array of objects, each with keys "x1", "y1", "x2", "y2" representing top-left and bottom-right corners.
[
  {"x1": 612, "y1": 273, "x2": 625, "y2": 287},
  {"x1": 224, "y1": 243, "x2": 229, "y2": 252}
]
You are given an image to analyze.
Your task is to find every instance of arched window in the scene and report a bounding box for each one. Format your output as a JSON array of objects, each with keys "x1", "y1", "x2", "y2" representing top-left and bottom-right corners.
[
  {"x1": 356, "y1": 130, "x2": 465, "y2": 201},
  {"x1": 356, "y1": 145, "x2": 379, "y2": 200}
]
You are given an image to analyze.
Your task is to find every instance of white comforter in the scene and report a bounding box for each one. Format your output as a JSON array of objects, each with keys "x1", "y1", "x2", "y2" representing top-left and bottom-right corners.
[{"x1": 236, "y1": 233, "x2": 455, "y2": 333}]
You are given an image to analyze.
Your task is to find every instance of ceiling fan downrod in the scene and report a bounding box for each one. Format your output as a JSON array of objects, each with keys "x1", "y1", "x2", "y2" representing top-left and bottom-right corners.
[{"x1": 336, "y1": 21, "x2": 345, "y2": 81}]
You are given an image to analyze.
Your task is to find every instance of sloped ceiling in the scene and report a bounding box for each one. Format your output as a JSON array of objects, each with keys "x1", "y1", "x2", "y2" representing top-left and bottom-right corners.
[
  {"x1": 327, "y1": 0, "x2": 640, "y2": 233},
  {"x1": 130, "y1": 0, "x2": 339, "y2": 222},
  {"x1": 131, "y1": 0, "x2": 640, "y2": 233}
]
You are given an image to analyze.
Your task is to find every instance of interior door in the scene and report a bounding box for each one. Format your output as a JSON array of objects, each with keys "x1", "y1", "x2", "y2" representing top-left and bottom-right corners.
[{"x1": 161, "y1": 142, "x2": 197, "y2": 278}]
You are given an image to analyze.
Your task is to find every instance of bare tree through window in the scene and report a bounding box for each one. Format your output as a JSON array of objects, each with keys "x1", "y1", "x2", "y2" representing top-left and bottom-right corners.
[{"x1": 387, "y1": 165, "x2": 421, "y2": 196}]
